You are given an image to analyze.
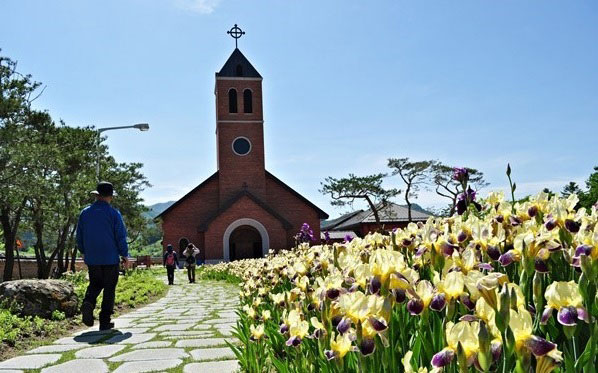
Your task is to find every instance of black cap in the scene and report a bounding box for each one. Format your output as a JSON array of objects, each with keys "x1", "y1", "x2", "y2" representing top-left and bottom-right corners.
[{"x1": 92, "y1": 181, "x2": 115, "y2": 197}]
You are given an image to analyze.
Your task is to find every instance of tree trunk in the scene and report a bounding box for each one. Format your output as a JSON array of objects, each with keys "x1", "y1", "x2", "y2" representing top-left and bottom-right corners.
[
  {"x1": 68, "y1": 227, "x2": 77, "y2": 272},
  {"x1": 1, "y1": 226, "x2": 15, "y2": 282},
  {"x1": 449, "y1": 196, "x2": 457, "y2": 216},
  {"x1": 53, "y1": 219, "x2": 72, "y2": 278},
  {"x1": 405, "y1": 183, "x2": 412, "y2": 223},
  {"x1": 364, "y1": 195, "x2": 381, "y2": 230},
  {"x1": 1, "y1": 202, "x2": 25, "y2": 282}
]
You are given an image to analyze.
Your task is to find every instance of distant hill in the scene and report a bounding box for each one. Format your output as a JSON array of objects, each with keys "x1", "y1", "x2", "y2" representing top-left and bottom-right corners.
[{"x1": 145, "y1": 201, "x2": 176, "y2": 219}]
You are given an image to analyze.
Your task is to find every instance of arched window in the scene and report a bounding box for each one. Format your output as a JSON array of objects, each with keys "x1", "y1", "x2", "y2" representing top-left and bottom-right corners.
[
  {"x1": 236, "y1": 64, "x2": 243, "y2": 76},
  {"x1": 228, "y1": 89, "x2": 238, "y2": 113},
  {"x1": 243, "y1": 89, "x2": 253, "y2": 113}
]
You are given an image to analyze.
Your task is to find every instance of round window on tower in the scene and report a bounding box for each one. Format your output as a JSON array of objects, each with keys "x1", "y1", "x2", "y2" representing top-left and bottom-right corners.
[{"x1": 232, "y1": 137, "x2": 252, "y2": 156}]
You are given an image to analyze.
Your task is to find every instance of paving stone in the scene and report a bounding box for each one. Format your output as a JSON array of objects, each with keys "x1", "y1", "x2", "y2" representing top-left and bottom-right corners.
[
  {"x1": 204, "y1": 318, "x2": 237, "y2": 324},
  {"x1": 0, "y1": 354, "x2": 61, "y2": 369},
  {"x1": 153, "y1": 323, "x2": 193, "y2": 331},
  {"x1": 131, "y1": 341, "x2": 172, "y2": 349},
  {"x1": 109, "y1": 348, "x2": 188, "y2": 362},
  {"x1": 193, "y1": 324, "x2": 213, "y2": 330},
  {"x1": 190, "y1": 347, "x2": 235, "y2": 361},
  {"x1": 0, "y1": 370, "x2": 23, "y2": 373},
  {"x1": 183, "y1": 360, "x2": 239, "y2": 373},
  {"x1": 75, "y1": 344, "x2": 126, "y2": 358},
  {"x1": 114, "y1": 327, "x2": 150, "y2": 334},
  {"x1": 112, "y1": 359, "x2": 183, "y2": 373},
  {"x1": 40, "y1": 359, "x2": 109, "y2": 373},
  {"x1": 28, "y1": 344, "x2": 86, "y2": 353},
  {"x1": 175, "y1": 338, "x2": 229, "y2": 348},
  {"x1": 160, "y1": 330, "x2": 214, "y2": 336},
  {"x1": 104, "y1": 332, "x2": 156, "y2": 344}
]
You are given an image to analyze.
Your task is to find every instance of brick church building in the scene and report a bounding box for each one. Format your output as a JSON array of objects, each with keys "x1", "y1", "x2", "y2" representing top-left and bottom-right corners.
[{"x1": 156, "y1": 45, "x2": 328, "y2": 263}]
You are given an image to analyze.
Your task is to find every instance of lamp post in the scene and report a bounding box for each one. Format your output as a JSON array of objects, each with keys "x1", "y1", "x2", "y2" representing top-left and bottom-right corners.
[{"x1": 96, "y1": 123, "x2": 149, "y2": 181}]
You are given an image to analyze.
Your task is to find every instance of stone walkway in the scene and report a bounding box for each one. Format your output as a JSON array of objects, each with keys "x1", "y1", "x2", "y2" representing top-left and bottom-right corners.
[{"x1": 0, "y1": 272, "x2": 241, "y2": 373}]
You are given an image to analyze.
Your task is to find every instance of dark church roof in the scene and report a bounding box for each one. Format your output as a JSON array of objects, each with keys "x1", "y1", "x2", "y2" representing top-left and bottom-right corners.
[
  {"x1": 216, "y1": 48, "x2": 262, "y2": 78},
  {"x1": 154, "y1": 170, "x2": 328, "y2": 220},
  {"x1": 321, "y1": 202, "x2": 432, "y2": 231}
]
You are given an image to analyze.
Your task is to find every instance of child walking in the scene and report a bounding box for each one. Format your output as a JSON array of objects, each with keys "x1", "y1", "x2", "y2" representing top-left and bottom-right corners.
[{"x1": 163, "y1": 244, "x2": 178, "y2": 285}]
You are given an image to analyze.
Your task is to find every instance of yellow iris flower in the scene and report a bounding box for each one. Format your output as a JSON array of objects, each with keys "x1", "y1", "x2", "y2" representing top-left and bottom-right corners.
[
  {"x1": 544, "y1": 281, "x2": 583, "y2": 310},
  {"x1": 330, "y1": 332, "x2": 353, "y2": 358},
  {"x1": 250, "y1": 324, "x2": 265, "y2": 340}
]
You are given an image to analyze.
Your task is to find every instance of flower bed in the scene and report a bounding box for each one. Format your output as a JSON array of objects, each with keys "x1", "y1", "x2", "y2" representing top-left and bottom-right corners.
[{"x1": 204, "y1": 191, "x2": 598, "y2": 373}]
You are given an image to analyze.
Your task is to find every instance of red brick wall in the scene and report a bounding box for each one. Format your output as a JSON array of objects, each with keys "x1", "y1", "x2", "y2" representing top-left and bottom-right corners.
[
  {"x1": 217, "y1": 122, "x2": 266, "y2": 201},
  {"x1": 215, "y1": 78, "x2": 266, "y2": 202},
  {"x1": 264, "y1": 176, "x2": 322, "y2": 247},
  {"x1": 203, "y1": 195, "x2": 288, "y2": 260},
  {"x1": 215, "y1": 79, "x2": 263, "y2": 122},
  {"x1": 160, "y1": 176, "x2": 220, "y2": 258}
]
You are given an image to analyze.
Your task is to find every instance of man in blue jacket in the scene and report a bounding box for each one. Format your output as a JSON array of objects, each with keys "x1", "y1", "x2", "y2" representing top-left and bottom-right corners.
[{"x1": 76, "y1": 181, "x2": 128, "y2": 330}]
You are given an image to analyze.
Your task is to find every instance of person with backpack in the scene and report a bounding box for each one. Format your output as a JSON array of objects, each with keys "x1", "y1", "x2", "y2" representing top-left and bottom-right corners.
[
  {"x1": 183, "y1": 243, "x2": 200, "y2": 283},
  {"x1": 163, "y1": 244, "x2": 179, "y2": 285}
]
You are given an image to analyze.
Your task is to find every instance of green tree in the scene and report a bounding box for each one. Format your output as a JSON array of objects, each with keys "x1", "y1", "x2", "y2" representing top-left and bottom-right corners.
[
  {"x1": 0, "y1": 52, "x2": 42, "y2": 281},
  {"x1": 432, "y1": 163, "x2": 488, "y2": 216},
  {"x1": 1, "y1": 50, "x2": 151, "y2": 279},
  {"x1": 23, "y1": 117, "x2": 99, "y2": 278},
  {"x1": 320, "y1": 173, "x2": 400, "y2": 228},
  {"x1": 387, "y1": 158, "x2": 435, "y2": 222},
  {"x1": 578, "y1": 167, "x2": 598, "y2": 209},
  {"x1": 561, "y1": 181, "x2": 581, "y2": 198}
]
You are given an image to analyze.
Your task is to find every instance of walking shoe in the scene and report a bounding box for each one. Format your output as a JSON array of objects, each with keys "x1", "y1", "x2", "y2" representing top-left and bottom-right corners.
[
  {"x1": 99, "y1": 322, "x2": 115, "y2": 331},
  {"x1": 81, "y1": 301, "x2": 94, "y2": 327}
]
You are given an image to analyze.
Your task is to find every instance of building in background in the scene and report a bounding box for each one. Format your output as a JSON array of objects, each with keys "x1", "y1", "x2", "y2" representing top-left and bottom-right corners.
[
  {"x1": 157, "y1": 44, "x2": 328, "y2": 263},
  {"x1": 321, "y1": 202, "x2": 432, "y2": 242}
]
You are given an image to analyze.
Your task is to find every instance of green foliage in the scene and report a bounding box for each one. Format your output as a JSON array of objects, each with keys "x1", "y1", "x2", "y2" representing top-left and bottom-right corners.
[
  {"x1": 577, "y1": 166, "x2": 598, "y2": 209},
  {"x1": 0, "y1": 308, "x2": 58, "y2": 346},
  {"x1": 128, "y1": 241, "x2": 163, "y2": 257},
  {"x1": 0, "y1": 50, "x2": 151, "y2": 281},
  {"x1": 114, "y1": 269, "x2": 167, "y2": 308},
  {"x1": 198, "y1": 266, "x2": 242, "y2": 284},
  {"x1": 62, "y1": 268, "x2": 167, "y2": 310},
  {"x1": 51, "y1": 310, "x2": 66, "y2": 321}
]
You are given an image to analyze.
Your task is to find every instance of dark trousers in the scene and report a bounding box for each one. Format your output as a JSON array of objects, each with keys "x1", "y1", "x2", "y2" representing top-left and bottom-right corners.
[
  {"x1": 187, "y1": 265, "x2": 196, "y2": 283},
  {"x1": 166, "y1": 266, "x2": 175, "y2": 284},
  {"x1": 83, "y1": 264, "x2": 119, "y2": 324}
]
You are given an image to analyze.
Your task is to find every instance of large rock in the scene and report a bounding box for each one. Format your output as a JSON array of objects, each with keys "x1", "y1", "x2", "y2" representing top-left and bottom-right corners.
[{"x1": 0, "y1": 279, "x2": 79, "y2": 319}]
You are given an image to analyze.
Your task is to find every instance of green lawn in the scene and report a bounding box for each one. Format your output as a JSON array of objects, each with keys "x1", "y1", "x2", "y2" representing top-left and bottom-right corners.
[{"x1": 0, "y1": 267, "x2": 168, "y2": 360}]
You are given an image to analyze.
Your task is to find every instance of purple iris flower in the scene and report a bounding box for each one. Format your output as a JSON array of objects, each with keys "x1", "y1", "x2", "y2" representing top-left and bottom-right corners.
[
  {"x1": 359, "y1": 339, "x2": 376, "y2": 356},
  {"x1": 295, "y1": 223, "x2": 315, "y2": 243},
  {"x1": 452, "y1": 167, "x2": 469, "y2": 183},
  {"x1": 344, "y1": 234, "x2": 354, "y2": 243}
]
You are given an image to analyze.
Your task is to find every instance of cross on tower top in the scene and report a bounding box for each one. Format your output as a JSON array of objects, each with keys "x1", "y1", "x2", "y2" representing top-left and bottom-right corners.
[{"x1": 227, "y1": 24, "x2": 245, "y2": 48}]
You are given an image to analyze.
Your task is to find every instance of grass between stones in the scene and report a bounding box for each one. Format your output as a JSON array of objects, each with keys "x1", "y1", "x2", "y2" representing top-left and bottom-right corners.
[{"x1": 0, "y1": 268, "x2": 168, "y2": 361}]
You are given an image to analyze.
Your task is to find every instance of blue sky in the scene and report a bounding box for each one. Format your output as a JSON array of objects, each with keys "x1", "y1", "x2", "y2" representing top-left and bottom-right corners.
[{"x1": 1, "y1": 0, "x2": 597, "y2": 217}]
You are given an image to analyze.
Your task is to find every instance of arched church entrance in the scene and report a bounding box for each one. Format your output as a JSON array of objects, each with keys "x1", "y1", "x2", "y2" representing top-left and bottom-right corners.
[
  {"x1": 223, "y1": 218, "x2": 269, "y2": 261},
  {"x1": 229, "y1": 225, "x2": 262, "y2": 260}
]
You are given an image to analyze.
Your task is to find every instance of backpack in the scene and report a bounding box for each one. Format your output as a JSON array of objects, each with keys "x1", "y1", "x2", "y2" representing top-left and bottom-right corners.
[{"x1": 165, "y1": 252, "x2": 176, "y2": 266}]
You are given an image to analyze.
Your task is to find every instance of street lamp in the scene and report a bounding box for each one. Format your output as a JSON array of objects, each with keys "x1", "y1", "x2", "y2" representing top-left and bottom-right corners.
[{"x1": 96, "y1": 123, "x2": 150, "y2": 181}]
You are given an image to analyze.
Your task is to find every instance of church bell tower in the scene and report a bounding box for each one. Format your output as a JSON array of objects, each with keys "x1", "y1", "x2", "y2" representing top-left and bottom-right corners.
[{"x1": 215, "y1": 26, "x2": 265, "y2": 204}]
